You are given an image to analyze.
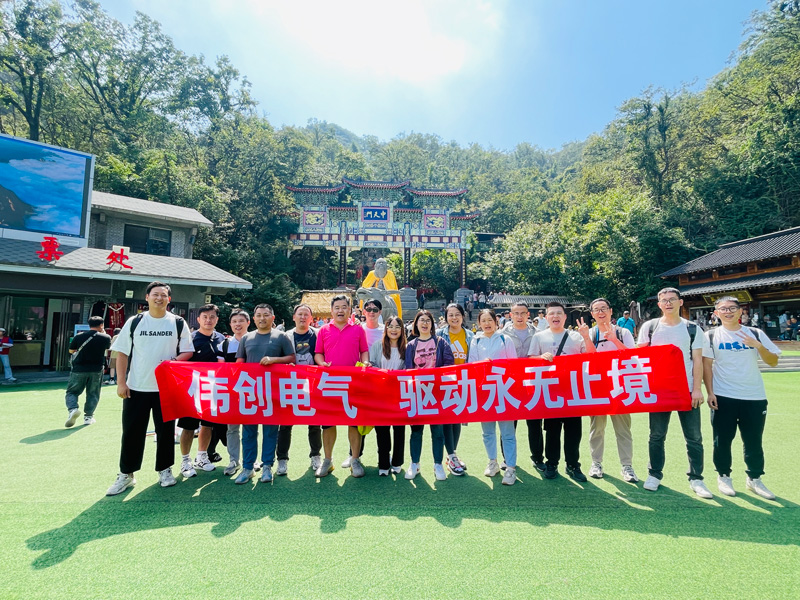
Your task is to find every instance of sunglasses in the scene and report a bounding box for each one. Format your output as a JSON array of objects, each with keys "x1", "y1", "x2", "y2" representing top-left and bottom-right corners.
[{"x1": 364, "y1": 307, "x2": 380, "y2": 313}]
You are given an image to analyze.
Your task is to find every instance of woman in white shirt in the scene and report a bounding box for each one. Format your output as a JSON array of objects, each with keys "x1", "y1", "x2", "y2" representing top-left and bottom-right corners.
[
  {"x1": 369, "y1": 316, "x2": 407, "y2": 476},
  {"x1": 468, "y1": 309, "x2": 518, "y2": 485}
]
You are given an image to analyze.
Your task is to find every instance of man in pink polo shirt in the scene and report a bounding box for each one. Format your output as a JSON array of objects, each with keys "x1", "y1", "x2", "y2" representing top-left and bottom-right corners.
[{"x1": 314, "y1": 294, "x2": 369, "y2": 478}]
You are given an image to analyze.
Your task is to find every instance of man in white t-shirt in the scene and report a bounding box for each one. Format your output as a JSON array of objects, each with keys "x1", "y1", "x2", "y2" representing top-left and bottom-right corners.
[
  {"x1": 637, "y1": 287, "x2": 713, "y2": 499},
  {"x1": 106, "y1": 282, "x2": 195, "y2": 496},
  {"x1": 362, "y1": 299, "x2": 385, "y2": 349},
  {"x1": 702, "y1": 296, "x2": 780, "y2": 500},
  {"x1": 585, "y1": 298, "x2": 638, "y2": 483},
  {"x1": 529, "y1": 302, "x2": 596, "y2": 482}
]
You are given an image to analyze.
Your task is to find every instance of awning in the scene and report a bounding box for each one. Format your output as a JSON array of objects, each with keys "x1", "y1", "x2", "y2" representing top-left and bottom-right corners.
[{"x1": 679, "y1": 269, "x2": 800, "y2": 297}]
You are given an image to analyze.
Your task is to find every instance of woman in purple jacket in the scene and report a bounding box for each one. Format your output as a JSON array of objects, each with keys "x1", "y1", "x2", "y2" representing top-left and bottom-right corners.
[{"x1": 404, "y1": 310, "x2": 454, "y2": 481}]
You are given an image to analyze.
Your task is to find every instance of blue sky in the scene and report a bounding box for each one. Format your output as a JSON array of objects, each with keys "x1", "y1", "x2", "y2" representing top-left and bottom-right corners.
[{"x1": 101, "y1": 0, "x2": 767, "y2": 151}]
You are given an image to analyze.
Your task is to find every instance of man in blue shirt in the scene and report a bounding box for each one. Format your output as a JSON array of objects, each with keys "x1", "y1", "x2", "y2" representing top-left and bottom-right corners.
[{"x1": 617, "y1": 310, "x2": 636, "y2": 336}]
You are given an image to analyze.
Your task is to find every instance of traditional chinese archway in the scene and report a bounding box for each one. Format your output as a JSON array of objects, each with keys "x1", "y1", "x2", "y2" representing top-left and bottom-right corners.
[{"x1": 287, "y1": 178, "x2": 479, "y2": 311}]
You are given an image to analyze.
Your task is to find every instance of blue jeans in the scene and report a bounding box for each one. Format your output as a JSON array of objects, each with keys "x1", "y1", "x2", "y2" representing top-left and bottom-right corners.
[
  {"x1": 241, "y1": 424, "x2": 279, "y2": 470},
  {"x1": 482, "y1": 420, "x2": 516, "y2": 467},
  {"x1": 1, "y1": 354, "x2": 12, "y2": 379},
  {"x1": 410, "y1": 424, "x2": 446, "y2": 463},
  {"x1": 65, "y1": 370, "x2": 103, "y2": 417},
  {"x1": 648, "y1": 408, "x2": 704, "y2": 480}
]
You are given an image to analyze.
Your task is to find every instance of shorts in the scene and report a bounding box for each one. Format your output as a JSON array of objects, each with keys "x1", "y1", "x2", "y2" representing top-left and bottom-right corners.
[{"x1": 177, "y1": 417, "x2": 215, "y2": 429}]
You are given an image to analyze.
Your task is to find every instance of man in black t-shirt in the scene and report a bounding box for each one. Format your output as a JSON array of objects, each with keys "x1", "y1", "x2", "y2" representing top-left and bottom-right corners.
[
  {"x1": 177, "y1": 304, "x2": 225, "y2": 478},
  {"x1": 275, "y1": 304, "x2": 322, "y2": 476},
  {"x1": 65, "y1": 316, "x2": 112, "y2": 427}
]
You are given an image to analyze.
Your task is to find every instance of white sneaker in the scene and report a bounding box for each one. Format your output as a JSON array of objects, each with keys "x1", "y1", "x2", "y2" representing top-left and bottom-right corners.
[
  {"x1": 643, "y1": 475, "x2": 660, "y2": 491},
  {"x1": 260, "y1": 465, "x2": 273, "y2": 483},
  {"x1": 502, "y1": 467, "x2": 517, "y2": 486},
  {"x1": 223, "y1": 461, "x2": 240, "y2": 476},
  {"x1": 310, "y1": 455, "x2": 322, "y2": 471},
  {"x1": 717, "y1": 475, "x2": 736, "y2": 497},
  {"x1": 83, "y1": 416, "x2": 96, "y2": 426},
  {"x1": 390, "y1": 465, "x2": 402, "y2": 475},
  {"x1": 588, "y1": 462, "x2": 604, "y2": 479},
  {"x1": 65, "y1": 408, "x2": 81, "y2": 428},
  {"x1": 158, "y1": 468, "x2": 177, "y2": 488},
  {"x1": 404, "y1": 462, "x2": 420, "y2": 480},
  {"x1": 180, "y1": 457, "x2": 197, "y2": 478},
  {"x1": 378, "y1": 469, "x2": 390, "y2": 476},
  {"x1": 484, "y1": 460, "x2": 500, "y2": 477},
  {"x1": 106, "y1": 473, "x2": 135, "y2": 496},
  {"x1": 621, "y1": 465, "x2": 639, "y2": 483},
  {"x1": 433, "y1": 463, "x2": 447, "y2": 481},
  {"x1": 746, "y1": 477, "x2": 776, "y2": 500},
  {"x1": 341, "y1": 456, "x2": 352, "y2": 469},
  {"x1": 690, "y1": 479, "x2": 713, "y2": 499},
  {"x1": 194, "y1": 453, "x2": 215, "y2": 472},
  {"x1": 276, "y1": 459, "x2": 288, "y2": 476}
]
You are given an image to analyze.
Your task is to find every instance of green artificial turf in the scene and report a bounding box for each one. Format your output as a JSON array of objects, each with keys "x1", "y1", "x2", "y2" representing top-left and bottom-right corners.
[{"x1": 1, "y1": 375, "x2": 798, "y2": 600}]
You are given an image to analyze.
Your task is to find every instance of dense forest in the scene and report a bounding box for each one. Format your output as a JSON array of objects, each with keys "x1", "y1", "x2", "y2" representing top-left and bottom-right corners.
[{"x1": 1, "y1": 0, "x2": 798, "y2": 318}]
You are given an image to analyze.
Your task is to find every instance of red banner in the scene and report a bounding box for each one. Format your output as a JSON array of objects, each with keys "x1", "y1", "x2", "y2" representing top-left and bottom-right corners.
[{"x1": 154, "y1": 346, "x2": 690, "y2": 425}]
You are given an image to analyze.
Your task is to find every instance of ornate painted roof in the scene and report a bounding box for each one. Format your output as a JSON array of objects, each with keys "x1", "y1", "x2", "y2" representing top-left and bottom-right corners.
[
  {"x1": 405, "y1": 187, "x2": 468, "y2": 197},
  {"x1": 342, "y1": 178, "x2": 410, "y2": 190},
  {"x1": 284, "y1": 184, "x2": 346, "y2": 194},
  {"x1": 450, "y1": 211, "x2": 481, "y2": 221}
]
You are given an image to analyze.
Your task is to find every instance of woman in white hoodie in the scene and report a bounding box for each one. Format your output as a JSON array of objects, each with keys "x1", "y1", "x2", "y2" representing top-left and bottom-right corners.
[{"x1": 468, "y1": 309, "x2": 519, "y2": 485}]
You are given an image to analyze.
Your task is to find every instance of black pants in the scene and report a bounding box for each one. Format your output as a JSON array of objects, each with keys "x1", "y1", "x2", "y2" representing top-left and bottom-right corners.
[
  {"x1": 120, "y1": 390, "x2": 175, "y2": 474},
  {"x1": 711, "y1": 396, "x2": 768, "y2": 479},
  {"x1": 544, "y1": 417, "x2": 582, "y2": 468},
  {"x1": 375, "y1": 425, "x2": 406, "y2": 470},
  {"x1": 276, "y1": 425, "x2": 323, "y2": 461},
  {"x1": 526, "y1": 419, "x2": 544, "y2": 463},
  {"x1": 207, "y1": 423, "x2": 229, "y2": 455}
]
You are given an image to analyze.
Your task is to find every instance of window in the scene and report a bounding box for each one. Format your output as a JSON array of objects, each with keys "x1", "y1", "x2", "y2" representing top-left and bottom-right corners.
[
  {"x1": 758, "y1": 257, "x2": 793, "y2": 270},
  {"x1": 688, "y1": 270, "x2": 713, "y2": 281},
  {"x1": 124, "y1": 225, "x2": 172, "y2": 256},
  {"x1": 719, "y1": 265, "x2": 747, "y2": 276}
]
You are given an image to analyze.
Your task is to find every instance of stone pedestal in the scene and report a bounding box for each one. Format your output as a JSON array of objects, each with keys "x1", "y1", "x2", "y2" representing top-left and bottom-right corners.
[
  {"x1": 398, "y1": 287, "x2": 419, "y2": 317},
  {"x1": 454, "y1": 287, "x2": 474, "y2": 307}
]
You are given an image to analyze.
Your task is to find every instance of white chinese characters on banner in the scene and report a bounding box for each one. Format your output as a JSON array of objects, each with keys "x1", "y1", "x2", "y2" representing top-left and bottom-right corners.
[
  {"x1": 318, "y1": 372, "x2": 357, "y2": 418},
  {"x1": 180, "y1": 354, "x2": 659, "y2": 422},
  {"x1": 279, "y1": 371, "x2": 315, "y2": 416},
  {"x1": 607, "y1": 356, "x2": 657, "y2": 406},
  {"x1": 188, "y1": 370, "x2": 229, "y2": 416},
  {"x1": 398, "y1": 374, "x2": 439, "y2": 418},
  {"x1": 233, "y1": 371, "x2": 273, "y2": 416}
]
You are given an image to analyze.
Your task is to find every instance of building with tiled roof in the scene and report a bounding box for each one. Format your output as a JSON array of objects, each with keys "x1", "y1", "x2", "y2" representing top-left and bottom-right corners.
[
  {"x1": 1, "y1": 191, "x2": 250, "y2": 371},
  {"x1": 659, "y1": 226, "x2": 800, "y2": 335}
]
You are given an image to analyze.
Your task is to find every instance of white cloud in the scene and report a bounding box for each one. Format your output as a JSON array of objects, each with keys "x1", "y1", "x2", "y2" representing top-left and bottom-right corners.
[{"x1": 241, "y1": 0, "x2": 506, "y2": 85}]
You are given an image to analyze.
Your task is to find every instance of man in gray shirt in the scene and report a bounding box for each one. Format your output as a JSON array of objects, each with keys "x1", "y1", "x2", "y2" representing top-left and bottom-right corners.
[
  {"x1": 501, "y1": 302, "x2": 545, "y2": 472},
  {"x1": 234, "y1": 303, "x2": 295, "y2": 485}
]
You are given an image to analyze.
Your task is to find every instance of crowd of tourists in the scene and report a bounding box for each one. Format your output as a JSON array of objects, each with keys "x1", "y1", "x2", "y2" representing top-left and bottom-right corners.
[{"x1": 59, "y1": 281, "x2": 781, "y2": 501}]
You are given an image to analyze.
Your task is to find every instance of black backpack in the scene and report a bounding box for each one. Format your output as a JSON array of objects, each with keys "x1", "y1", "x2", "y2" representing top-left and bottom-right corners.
[{"x1": 645, "y1": 318, "x2": 699, "y2": 359}]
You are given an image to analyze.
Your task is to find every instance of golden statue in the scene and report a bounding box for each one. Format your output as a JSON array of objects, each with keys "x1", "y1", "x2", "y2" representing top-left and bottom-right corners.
[{"x1": 357, "y1": 257, "x2": 402, "y2": 320}]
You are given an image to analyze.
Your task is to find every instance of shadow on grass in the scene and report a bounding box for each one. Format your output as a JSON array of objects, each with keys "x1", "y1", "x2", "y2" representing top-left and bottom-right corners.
[
  {"x1": 20, "y1": 427, "x2": 86, "y2": 444},
  {"x1": 25, "y1": 465, "x2": 800, "y2": 569}
]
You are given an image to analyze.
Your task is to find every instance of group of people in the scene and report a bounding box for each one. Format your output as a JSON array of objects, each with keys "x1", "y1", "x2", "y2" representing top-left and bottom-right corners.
[{"x1": 58, "y1": 281, "x2": 781, "y2": 501}]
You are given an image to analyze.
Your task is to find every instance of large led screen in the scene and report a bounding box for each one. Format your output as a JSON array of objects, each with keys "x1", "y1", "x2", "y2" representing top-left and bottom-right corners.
[{"x1": 0, "y1": 135, "x2": 93, "y2": 238}]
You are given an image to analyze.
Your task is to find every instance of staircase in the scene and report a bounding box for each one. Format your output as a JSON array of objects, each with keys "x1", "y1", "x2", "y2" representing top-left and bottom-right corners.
[{"x1": 759, "y1": 354, "x2": 800, "y2": 373}]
